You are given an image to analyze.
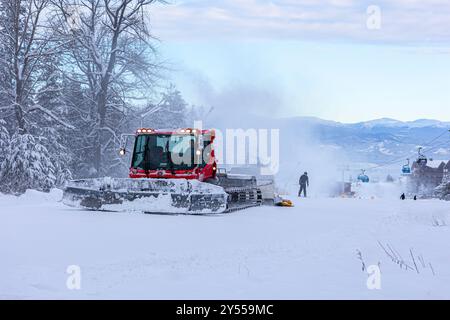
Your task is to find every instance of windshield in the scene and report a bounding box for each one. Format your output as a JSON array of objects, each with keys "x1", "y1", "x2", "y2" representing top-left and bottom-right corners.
[{"x1": 132, "y1": 134, "x2": 210, "y2": 171}]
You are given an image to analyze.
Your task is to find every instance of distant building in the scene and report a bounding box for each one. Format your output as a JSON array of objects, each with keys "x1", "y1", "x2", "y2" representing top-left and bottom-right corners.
[
  {"x1": 436, "y1": 161, "x2": 450, "y2": 200},
  {"x1": 410, "y1": 160, "x2": 449, "y2": 198}
]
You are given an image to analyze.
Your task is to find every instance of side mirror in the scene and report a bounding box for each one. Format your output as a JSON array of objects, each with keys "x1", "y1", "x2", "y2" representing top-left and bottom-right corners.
[{"x1": 119, "y1": 148, "x2": 126, "y2": 156}]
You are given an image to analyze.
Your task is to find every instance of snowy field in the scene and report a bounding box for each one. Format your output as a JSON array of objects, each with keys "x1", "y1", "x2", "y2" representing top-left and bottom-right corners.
[{"x1": 1, "y1": 188, "x2": 450, "y2": 300}]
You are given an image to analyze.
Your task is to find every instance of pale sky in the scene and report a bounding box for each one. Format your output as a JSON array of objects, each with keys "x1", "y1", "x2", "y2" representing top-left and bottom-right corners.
[{"x1": 149, "y1": 0, "x2": 450, "y2": 122}]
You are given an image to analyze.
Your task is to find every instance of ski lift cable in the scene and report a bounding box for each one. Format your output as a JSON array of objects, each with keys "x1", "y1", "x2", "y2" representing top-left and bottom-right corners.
[
  {"x1": 363, "y1": 129, "x2": 450, "y2": 172},
  {"x1": 418, "y1": 139, "x2": 450, "y2": 155},
  {"x1": 418, "y1": 129, "x2": 450, "y2": 148},
  {"x1": 365, "y1": 139, "x2": 450, "y2": 172},
  {"x1": 368, "y1": 139, "x2": 450, "y2": 171}
]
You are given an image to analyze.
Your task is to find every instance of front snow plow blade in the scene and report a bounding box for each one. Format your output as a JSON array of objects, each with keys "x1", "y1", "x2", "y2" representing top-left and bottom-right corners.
[{"x1": 63, "y1": 178, "x2": 228, "y2": 214}]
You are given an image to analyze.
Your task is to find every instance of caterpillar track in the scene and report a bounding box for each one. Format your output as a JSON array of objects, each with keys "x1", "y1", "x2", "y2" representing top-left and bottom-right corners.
[{"x1": 62, "y1": 173, "x2": 263, "y2": 215}]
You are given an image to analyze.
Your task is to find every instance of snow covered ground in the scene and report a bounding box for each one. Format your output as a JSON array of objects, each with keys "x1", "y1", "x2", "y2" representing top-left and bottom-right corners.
[{"x1": 1, "y1": 188, "x2": 450, "y2": 300}]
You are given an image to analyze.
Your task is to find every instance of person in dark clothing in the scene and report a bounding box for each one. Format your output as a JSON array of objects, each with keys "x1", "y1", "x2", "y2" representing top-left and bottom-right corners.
[
  {"x1": 414, "y1": 195, "x2": 417, "y2": 201},
  {"x1": 298, "y1": 172, "x2": 309, "y2": 197},
  {"x1": 400, "y1": 193, "x2": 406, "y2": 200}
]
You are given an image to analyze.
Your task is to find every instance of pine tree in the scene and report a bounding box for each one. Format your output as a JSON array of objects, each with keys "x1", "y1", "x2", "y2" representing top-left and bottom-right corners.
[
  {"x1": 0, "y1": 133, "x2": 56, "y2": 194},
  {"x1": 34, "y1": 57, "x2": 73, "y2": 186},
  {"x1": 0, "y1": 119, "x2": 10, "y2": 164},
  {"x1": 145, "y1": 85, "x2": 188, "y2": 129},
  {"x1": 38, "y1": 127, "x2": 72, "y2": 187}
]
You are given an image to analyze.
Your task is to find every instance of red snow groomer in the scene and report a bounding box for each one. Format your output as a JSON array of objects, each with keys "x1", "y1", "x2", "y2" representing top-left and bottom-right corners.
[
  {"x1": 63, "y1": 128, "x2": 265, "y2": 214},
  {"x1": 127, "y1": 128, "x2": 218, "y2": 181}
]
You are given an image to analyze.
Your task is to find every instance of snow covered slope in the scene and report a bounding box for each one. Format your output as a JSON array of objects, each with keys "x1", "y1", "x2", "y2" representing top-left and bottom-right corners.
[{"x1": 1, "y1": 189, "x2": 450, "y2": 299}]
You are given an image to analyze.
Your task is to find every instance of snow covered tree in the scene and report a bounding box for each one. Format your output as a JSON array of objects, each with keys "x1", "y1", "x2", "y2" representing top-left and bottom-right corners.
[
  {"x1": 0, "y1": 0, "x2": 72, "y2": 134},
  {"x1": 50, "y1": 0, "x2": 161, "y2": 175},
  {"x1": 142, "y1": 85, "x2": 188, "y2": 129},
  {"x1": 37, "y1": 127, "x2": 72, "y2": 186},
  {"x1": 0, "y1": 0, "x2": 198, "y2": 193},
  {"x1": 0, "y1": 133, "x2": 56, "y2": 194},
  {"x1": 59, "y1": 79, "x2": 97, "y2": 177},
  {"x1": 0, "y1": 1, "x2": 75, "y2": 193},
  {"x1": 33, "y1": 56, "x2": 73, "y2": 185},
  {"x1": 0, "y1": 120, "x2": 10, "y2": 165}
]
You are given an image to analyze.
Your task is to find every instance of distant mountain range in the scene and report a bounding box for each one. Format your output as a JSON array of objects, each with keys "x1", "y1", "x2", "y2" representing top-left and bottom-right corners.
[
  {"x1": 211, "y1": 115, "x2": 450, "y2": 165},
  {"x1": 278, "y1": 116, "x2": 450, "y2": 129},
  {"x1": 353, "y1": 118, "x2": 450, "y2": 129},
  {"x1": 281, "y1": 117, "x2": 450, "y2": 163}
]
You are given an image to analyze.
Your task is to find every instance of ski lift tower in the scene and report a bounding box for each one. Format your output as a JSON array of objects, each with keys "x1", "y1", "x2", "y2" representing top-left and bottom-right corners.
[{"x1": 337, "y1": 164, "x2": 351, "y2": 195}]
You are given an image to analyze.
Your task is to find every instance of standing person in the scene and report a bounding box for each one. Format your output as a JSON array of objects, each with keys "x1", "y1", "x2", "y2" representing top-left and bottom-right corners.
[
  {"x1": 298, "y1": 172, "x2": 309, "y2": 197},
  {"x1": 400, "y1": 193, "x2": 406, "y2": 200}
]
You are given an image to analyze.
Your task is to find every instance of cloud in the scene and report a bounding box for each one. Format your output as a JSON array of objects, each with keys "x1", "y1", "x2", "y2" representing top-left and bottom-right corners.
[{"x1": 149, "y1": 0, "x2": 450, "y2": 45}]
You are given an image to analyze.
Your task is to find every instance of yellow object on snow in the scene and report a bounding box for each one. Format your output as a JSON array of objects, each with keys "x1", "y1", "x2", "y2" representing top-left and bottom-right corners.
[{"x1": 276, "y1": 199, "x2": 294, "y2": 207}]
